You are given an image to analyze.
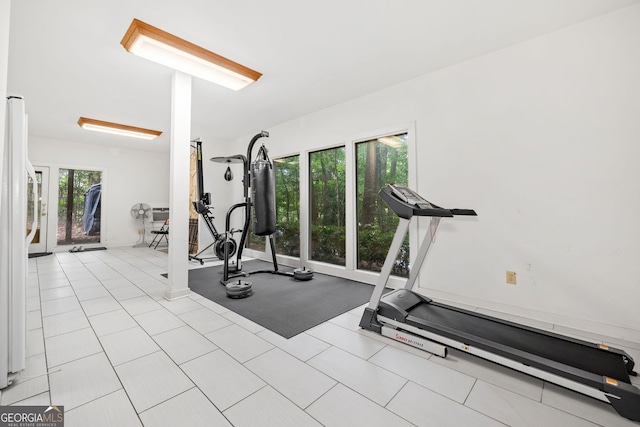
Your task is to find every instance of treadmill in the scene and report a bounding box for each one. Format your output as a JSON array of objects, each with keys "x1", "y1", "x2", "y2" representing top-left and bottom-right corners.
[{"x1": 360, "y1": 184, "x2": 640, "y2": 421}]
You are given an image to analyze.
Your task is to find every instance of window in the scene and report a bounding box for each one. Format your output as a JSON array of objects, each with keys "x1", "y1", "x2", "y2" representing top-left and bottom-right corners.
[
  {"x1": 57, "y1": 168, "x2": 102, "y2": 245},
  {"x1": 309, "y1": 146, "x2": 346, "y2": 265},
  {"x1": 274, "y1": 155, "x2": 300, "y2": 257},
  {"x1": 356, "y1": 133, "x2": 409, "y2": 277}
]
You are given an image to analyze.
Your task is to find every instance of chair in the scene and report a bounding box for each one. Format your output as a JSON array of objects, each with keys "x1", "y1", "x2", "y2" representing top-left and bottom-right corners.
[{"x1": 149, "y1": 220, "x2": 169, "y2": 249}]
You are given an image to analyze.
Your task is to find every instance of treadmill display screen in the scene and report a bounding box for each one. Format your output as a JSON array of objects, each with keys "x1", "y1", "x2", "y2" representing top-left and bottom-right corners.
[
  {"x1": 380, "y1": 184, "x2": 454, "y2": 219},
  {"x1": 380, "y1": 184, "x2": 476, "y2": 219},
  {"x1": 389, "y1": 184, "x2": 433, "y2": 209}
]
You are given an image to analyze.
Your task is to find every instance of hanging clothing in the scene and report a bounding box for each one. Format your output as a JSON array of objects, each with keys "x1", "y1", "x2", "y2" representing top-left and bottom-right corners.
[{"x1": 82, "y1": 183, "x2": 101, "y2": 235}]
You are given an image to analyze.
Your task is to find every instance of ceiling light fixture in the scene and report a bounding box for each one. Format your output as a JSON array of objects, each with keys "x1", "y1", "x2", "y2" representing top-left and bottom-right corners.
[
  {"x1": 378, "y1": 136, "x2": 406, "y2": 148},
  {"x1": 77, "y1": 117, "x2": 162, "y2": 140},
  {"x1": 120, "y1": 18, "x2": 262, "y2": 90}
]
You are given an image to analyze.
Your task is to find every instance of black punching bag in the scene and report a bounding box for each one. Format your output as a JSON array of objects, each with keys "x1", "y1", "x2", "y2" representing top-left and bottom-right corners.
[{"x1": 251, "y1": 146, "x2": 276, "y2": 236}]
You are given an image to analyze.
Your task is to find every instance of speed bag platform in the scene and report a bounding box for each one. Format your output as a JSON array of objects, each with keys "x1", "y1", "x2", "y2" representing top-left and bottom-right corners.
[
  {"x1": 293, "y1": 267, "x2": 314, "y2": 281},
  {"x1": 226, "y1": 280, "x2": 253, "y2": 299}
]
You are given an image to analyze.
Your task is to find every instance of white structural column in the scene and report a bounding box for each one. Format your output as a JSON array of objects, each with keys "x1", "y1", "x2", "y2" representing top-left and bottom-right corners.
[{"x1": 165, "y1": 71, "x2": 192, "y2": 300}]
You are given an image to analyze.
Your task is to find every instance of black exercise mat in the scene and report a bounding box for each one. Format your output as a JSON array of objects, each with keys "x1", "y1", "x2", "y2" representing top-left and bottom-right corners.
[
  {"x1": 28, "y1": 252, "x2": 52, "y2": 258},
  {"x1": 181, "y1": 260, "x2": 378, "y2": 338}
]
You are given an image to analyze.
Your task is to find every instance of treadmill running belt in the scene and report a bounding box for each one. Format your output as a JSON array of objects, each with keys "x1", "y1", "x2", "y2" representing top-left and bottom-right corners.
[{"x1": 408, "y1": 302, "x2": 630, "y2": 382}]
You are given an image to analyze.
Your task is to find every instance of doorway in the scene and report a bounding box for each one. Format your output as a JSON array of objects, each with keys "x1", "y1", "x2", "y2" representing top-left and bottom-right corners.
[
  {"x1": 28, "y1": 166, "x2": 49, "y2": 254},
  {"x1": 57, "y1": 168, "x2": 102, "y2": 246}
]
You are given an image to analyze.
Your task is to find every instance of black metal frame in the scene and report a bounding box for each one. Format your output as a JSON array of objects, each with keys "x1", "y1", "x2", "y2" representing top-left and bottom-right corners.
[
  {"x1": 189, "y1": 139, "x2": 237, "y2": 265},
  {"x1": 220, "y1": 131, "x2": 295, "y2": 284},
  {"x1": 149, "y1": 221, "x2": 169, "y2": 249}
]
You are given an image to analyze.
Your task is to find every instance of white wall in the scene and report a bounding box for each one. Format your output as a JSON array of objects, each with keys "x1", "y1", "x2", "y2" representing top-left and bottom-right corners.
[
  {"x1": 28, "y1": 136, "x2": 170, "y2": 248},
  {"x1": 220, "y1": 5, "x2": 640, "y2": 333}
]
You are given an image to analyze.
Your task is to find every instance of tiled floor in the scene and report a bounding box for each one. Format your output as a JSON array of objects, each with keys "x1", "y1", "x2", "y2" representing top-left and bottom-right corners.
[{"x1": 1, "y1": 247, "x2": 639, "y2": 426}]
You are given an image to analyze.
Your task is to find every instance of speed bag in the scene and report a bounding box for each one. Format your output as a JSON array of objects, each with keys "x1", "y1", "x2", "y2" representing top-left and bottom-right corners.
[{"x1": 250, "y1": 160, "x2": 276, "y2": 236}]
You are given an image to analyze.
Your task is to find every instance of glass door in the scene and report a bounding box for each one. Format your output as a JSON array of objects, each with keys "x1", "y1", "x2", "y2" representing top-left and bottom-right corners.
[
  {"x1": 57, "y1": 168, "x2": 102, "y2": 246},
  {"x1": 28, "y1": 166, "x2": 49, "y2": 254}
]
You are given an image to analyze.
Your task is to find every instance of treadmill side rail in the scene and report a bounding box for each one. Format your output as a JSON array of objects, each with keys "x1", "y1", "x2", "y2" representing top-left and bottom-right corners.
[
  {"x1": 380, "y1": 326, "x2": 447, "y2": 358},
  {"x1": 379, "y1": 315, "x2": 613, "y2": 404},
  {"x1": 604, "y1": 378, "x2": 640, "y2": 422},
  {"x1": 604, "y1": 346, "x2": 636, "y2": 376}
]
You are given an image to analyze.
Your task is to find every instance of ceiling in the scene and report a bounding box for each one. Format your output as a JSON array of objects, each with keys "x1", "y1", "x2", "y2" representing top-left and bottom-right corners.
[{"x1": 7, "y1": 0, "x2": 639, "y2": 153}]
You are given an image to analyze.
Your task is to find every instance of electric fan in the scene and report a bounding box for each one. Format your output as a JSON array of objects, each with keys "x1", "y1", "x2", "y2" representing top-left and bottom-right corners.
[{"x1": 131, "y1": 203, "x2": 152, "y2": 247}]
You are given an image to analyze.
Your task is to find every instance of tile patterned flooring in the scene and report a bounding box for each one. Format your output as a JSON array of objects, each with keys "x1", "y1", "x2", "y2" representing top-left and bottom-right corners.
[{"x1": 1, "y1": 247, "x2": 638, "y2": 426}]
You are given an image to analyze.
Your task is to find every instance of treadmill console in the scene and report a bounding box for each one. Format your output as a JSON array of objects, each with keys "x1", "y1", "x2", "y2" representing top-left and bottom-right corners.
[
  {"x1": 389, "y1": 185, "x2": 432, "y2": 210},
  {"x1": 380, "y1": 184, "x2": 477, "y2": 219}
]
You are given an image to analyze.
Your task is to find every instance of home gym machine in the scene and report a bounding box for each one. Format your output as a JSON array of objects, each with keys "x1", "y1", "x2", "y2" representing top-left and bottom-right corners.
[
  {"x1": 189, "y1": 139, "x2": 238, "y2": 265},
  {"x1": 360, "y1": 184, "x2": 640, "y2": 422},
  {"x1": 214, "y1": 131, "x2": 313, "y2": 298}
]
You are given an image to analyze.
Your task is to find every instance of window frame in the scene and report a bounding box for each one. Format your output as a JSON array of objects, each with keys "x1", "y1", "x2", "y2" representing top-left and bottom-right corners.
[
  {"x1": 303, "y1": 123, "x2": 417, "y2": 286},
  {"x1": 307, "y1": 144, "x2": 347, "y2": 267},
  {"x1": 273, "y1": 153, "x2": 301, "y2": 258},
  {"x1": 354, "y1": 132, "x2": 410, "y2": 277},
  {"x1": 56, "y1": 167, "x2": 104, "y2": 246},
  {"x1": 243, "y1": 122, "x2": 417, "y2": 289}
]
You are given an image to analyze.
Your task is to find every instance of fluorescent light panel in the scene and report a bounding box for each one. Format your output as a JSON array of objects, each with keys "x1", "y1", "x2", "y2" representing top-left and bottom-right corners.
[
  {"x1": 120, "y1": 19, "x2": 261, "y2": 90},
  {"x1": 77, "y1": 117, "x2": 162, "y2": 140},
  {"x1": 378, "y1": 136, "x2": 405, "y2": 148}
]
